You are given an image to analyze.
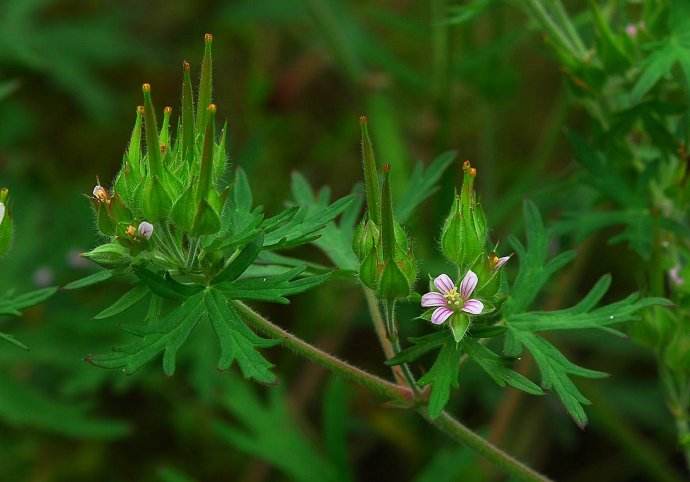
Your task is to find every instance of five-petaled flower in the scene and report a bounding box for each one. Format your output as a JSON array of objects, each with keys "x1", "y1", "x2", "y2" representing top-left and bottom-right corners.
[{"x1": 421, "y1": 271, "x2": 484, "y2": 325}]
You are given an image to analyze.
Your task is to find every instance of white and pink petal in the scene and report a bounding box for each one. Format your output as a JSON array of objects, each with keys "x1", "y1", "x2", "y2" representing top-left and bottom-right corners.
[
  {"x1": 431, "y1": 307, "x2": 453, "y2": 325},
  {"x1": 459, "y1": 270, "x2": 478, "y2": 298},
  {"x1": 433, "y1": 274, "x2": 455, "y2": 294},
  {"x1": 462, "y1": 299, "x2": 484, "y2": 315},
  {"x1": 421, "y1": 292, "x2": 447, "y2": 308}
]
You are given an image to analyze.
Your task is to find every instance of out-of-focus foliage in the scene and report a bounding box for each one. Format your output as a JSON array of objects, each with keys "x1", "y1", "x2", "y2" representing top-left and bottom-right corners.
[{"x1": 0, "y1": 0, "x2": 689, "y2": 481}]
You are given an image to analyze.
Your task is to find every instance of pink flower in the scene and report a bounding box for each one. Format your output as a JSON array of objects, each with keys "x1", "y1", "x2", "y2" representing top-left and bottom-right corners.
[
  {"x1": 625, "y1": 24, "x2": 638, "y2": 38},
  {"x1": 421, "y1": 271, "x2": 484, "y2": 325}
]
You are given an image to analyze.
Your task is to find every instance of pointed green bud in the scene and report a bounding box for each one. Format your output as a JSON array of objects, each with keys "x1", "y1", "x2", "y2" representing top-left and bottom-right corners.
[
  {"x1": 440, "y1": 161, "x2": 488, "y2": 270},
  {"x1": 181, "y1": 60, "x2": 195, "y2": 162},
  {"x1": 359, "y1": 116, "x2": 381, "y2": 224},
  {"x1": 142, "y1": 83, "x2": 163, "y2": 178},
  {"x1": 127, "y1": 106, "x2": 144, "y2": 175},
  {"x1": 196, "y1": 33, "x2": 213, "y2": 133},
  {"x1": 359, "y1": 249, "x2": 380, "y2": 289},
  {"x1": 160, "y1": 106, "x2": 172, "y2": 148},
  {"x1": 197, "y1": 103, "x2": 216, "y2": 206},
  {"x1": 378, "y1": 165, "x2": 411, "y2": 300},
  {"x1": 82, "y1": 243, "x2": 130, "y2": 268}
]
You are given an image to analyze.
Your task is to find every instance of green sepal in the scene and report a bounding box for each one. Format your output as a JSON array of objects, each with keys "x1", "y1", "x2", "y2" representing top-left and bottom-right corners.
[
  {"x1": 181, "y1": 61, "x2": 195, "y2": 163},
  {"x1": 93, "y1": 200, "x2": 116, "y2": 237},
  {"x1": 358, "y1": 248, "x2": 379, "y2": 289},
  {"x1": 359, "y1": 116, "x2": 381, "y2": 224},
  {"x1": 142, "y1": 175, "x2": 172, "y2": 221},
  {"x1": 196, "y1": 33, "x2": 213, "y2": 133},
  {"x1": 82, "y1": 243, "x2": 131, "y2": 268},
  {"x1": 142, "y1": 83, "x2": 162, "y2": 177},
  {"x1": 127, "y1": 106, "x2": 144, "y2": 175},
  {"x1": 170, "y1": 184, "x2": 196, "y2": 233},
  {"x1": 378, "y1": 259, "x2": 410, "y2": 301},
  {"x1": 192, "y1": 198, "x2": 221, "y2": 236},
  {"x1": 449, "y1": 313, "x2": 471, "y2": 343}
]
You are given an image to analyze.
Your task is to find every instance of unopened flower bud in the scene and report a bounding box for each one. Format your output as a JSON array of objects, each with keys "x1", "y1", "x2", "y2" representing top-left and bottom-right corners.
[
  {"x1": 82, "y1": 243, "x2": 130, "y2": 268},
  {"x1": 92, "y1": 180, "x2": 110, "y2": 204},
  {"x1": 0, "y1": 202, "x2": 5, "y2": 226},
  {"x1": 440, "y1": 161, "x2": 488, "y2": 270},
  {"x1": 138, "y1": 221, "x2": 154, "y2": 240},
  {"x1": 353, "y1": 219, "x2": 380, "y2": 259}
]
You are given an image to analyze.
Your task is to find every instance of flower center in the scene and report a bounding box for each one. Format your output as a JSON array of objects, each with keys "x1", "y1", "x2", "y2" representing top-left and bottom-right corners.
[{"x1": 444, "y1": 287, "x2": 464, "y2": 308}]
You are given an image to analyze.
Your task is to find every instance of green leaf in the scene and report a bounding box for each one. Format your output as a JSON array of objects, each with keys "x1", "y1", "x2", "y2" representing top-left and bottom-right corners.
[
  {"x1": 63, "y1": 270, "x2": 113, "y2": 290},
  {"x1": 395, "y1": 150, "x2": 456, "y2": 223},
  {"x1": 134, "y1": 267, "x2": 202, "y2": 301},
  {"x1": 505, "y1": 201, "x2": 576, "y2": 315},
  {"x1": 462, "y1": 339, "x2": 542, "y2": 395},
  {"x1": 94, "y1": 284, "x2": 149, "y2": 320},
  {"x1": 0, "y1": 332, "x2": 28, "y2": 350},
  {"x1": 264, "y1": 194, "x2": 356, "y2": 250},
  {"x1": 507, "y1": 329, "x2": 607, "y2": 427},
  {"x1": 418, "y1": 341, "x2": 461, "y2": 419},
  {"x1": 508, "y1": 274, "x2": 671, "y2": 332},
  {"x1": 213, "y1": 232, "x2": 264, "y2": 284},
  {"x1": 218, "y1": 267, "x2": 331, "y2": 304},
  {"x1": 89, "y1": 293, "x2": 205, "y2": 375},
  {"x1": 386, "y1": 331, "x2": 449, "y2": 366},
  {"x1": 0, "y1": 373, "x2": 129, "y2": 439},
  {"x1": 205, "y1": 289, "x2": 277, "y2": 383}
]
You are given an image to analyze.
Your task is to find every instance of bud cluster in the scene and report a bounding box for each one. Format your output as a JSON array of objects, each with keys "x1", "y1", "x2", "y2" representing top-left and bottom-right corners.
[
  {"x1": 440, "y1": 161, "x2": 507, "y2": 299},
  {"x1": 85, "y1": 34, "x2": 227, "y2": 269},
  {"x1": 352, "y1": 118, "x2": 416, "y2": 300}
]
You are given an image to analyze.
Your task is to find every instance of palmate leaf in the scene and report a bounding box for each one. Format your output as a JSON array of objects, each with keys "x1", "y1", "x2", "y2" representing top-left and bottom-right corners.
[
  {"x1": 205, "y1": 289, "x2": 277, "y2": 383},
  {"x1": 89, "y1": 293, "x2": 205, "y2": 376},
  {"x1": 89, "y1": 288, "x2": 279, "y2": 382}
]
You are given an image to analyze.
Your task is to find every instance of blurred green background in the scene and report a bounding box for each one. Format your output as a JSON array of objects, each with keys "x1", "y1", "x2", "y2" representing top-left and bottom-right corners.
[{"x1": 0, "y1": 1, "x2": 685, "y2": 481}]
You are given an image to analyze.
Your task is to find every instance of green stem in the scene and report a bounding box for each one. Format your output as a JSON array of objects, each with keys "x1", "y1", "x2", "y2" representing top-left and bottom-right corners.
[
  {"x1": 233, "y1": 300, "x2": 413, "y2": 403},
  {"x1": 424, "y1": 410, "x2": 553, "y2": 482},
  {"x1": 233, "y1": 300, "x2": 551, "y2": 482}
]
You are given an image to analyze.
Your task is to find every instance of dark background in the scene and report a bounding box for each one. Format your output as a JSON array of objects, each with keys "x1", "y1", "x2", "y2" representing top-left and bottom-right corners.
[{"x1": 0, "y1": 1, "x2": 683, "y2": 481}]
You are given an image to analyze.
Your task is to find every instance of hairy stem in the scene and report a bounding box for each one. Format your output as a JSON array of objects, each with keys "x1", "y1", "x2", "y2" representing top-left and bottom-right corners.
[{"x1": 233, "y1": 300, "x2": 552, "y2": 482}]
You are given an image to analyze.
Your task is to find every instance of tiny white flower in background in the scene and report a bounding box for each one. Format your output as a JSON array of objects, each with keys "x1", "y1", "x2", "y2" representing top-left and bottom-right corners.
[
  {"x1": 33, "y1": 267, "x2": 55, "y2": 287},
  {"x1": 421, "y1": 271, "x2": 484, "y2": 325},
  {"x1": 0, "y1": 202, "x2": 5, "y2": 225},
  {"x1": 669, "y1": 265, "x2": 684, "y2": 286},
  {"x1": 138, "y1": 221, "x2": 154, "y2": 240},
  {"x1": 625, "y1": 24, "x2": 638, "y2": 38}
]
